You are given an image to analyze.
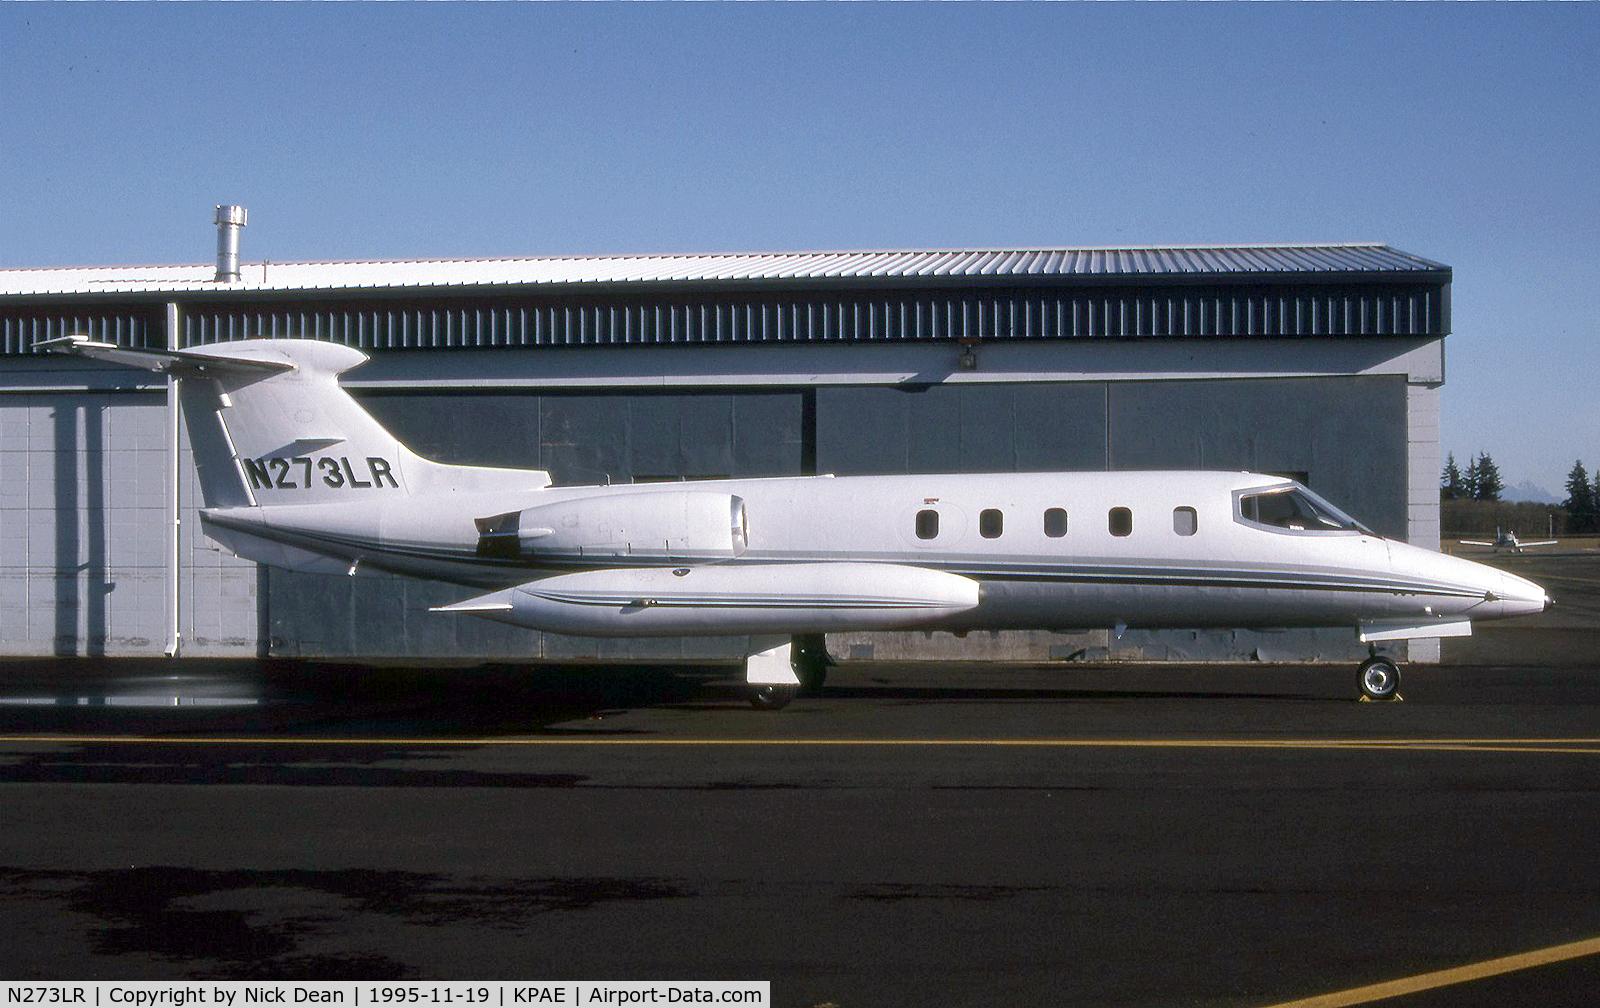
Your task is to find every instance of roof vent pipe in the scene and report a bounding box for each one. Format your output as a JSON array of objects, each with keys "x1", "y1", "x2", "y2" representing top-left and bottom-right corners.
[{"x1": 214, "y1": 205, "x2": 248, "y2": 282}]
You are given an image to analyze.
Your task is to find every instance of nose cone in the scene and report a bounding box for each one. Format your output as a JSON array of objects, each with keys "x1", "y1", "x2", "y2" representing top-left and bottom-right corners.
[
  {"x1": 1392, "y1": 544, "x2": 1550, "y2": 622},
  {"x1": 1490, "y1": 569, "x2": 1551, "y2": 619}
]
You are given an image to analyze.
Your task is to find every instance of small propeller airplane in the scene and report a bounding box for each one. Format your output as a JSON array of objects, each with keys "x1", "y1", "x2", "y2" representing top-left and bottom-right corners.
[
  {"x1": 41, "y1": 336, "x2": 1551, "y2": 709},
  {"x1": 1458, "y1": 527, "x2": 1558, "y2": 554}
]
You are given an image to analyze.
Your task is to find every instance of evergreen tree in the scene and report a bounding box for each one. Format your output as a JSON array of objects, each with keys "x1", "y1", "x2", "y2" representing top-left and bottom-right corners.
[
  {"x1": 1441, "y1": 453, "x2": 1466, "y2": 500},
  {"x1": 1566, "y1": 460, "x2": 1596, "y2": 533},
  {"x1": 1468, "y1": 452, "x2": 1503, "y2": 501},
  {"x1": 1566, "y1": 460, "x2": 1594, "y2": 512}
]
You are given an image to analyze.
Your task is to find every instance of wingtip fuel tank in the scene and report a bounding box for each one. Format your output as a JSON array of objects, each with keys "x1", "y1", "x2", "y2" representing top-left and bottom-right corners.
[{"x1": 433, "y1": 562, "x2": 982, "y2": 636}]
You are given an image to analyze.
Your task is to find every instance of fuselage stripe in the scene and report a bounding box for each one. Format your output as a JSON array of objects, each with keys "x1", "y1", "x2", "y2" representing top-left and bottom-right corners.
[{"x1": 203, "y1": 515, "x2": 1490, "y2": 601}]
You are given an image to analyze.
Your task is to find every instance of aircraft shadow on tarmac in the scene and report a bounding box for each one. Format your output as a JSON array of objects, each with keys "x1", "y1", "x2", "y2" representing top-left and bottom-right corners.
[
  {"x1": 0, "y1": 661, "x2": 710, "y2": 737},
  {"x1": 665, "y1": 683, "x2": 1326, "y2": 712},
  {"x1": 0, "y1": 659, "x2": 1348, "y2": 739}
]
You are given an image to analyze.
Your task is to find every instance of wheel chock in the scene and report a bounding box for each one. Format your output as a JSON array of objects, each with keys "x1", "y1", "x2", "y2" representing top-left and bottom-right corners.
[{"x1": 1357, "y1": 693, "x2": 1404, "y2": 703}]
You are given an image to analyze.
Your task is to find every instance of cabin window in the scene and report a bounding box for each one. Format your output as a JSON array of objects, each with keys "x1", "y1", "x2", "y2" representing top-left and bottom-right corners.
[
  {"x1": 1108, "y1": 507, "x2": 1132, "y2": 537},
  {"x1": 1238, "y1": 487, "x2": 1366, "y2": 534},
  {"x1": 915, "y1": 509, "x2": 940, "y2": 540},
  {"x1": 979, "y1": 509, "x2": 1003, "y2": 539},
  {"x1": 1043, "y1": 508, "x2": 1068, "y2": 538},
  {"x1": 1173, "y1": 507, "x2": 1197, "y2": 536}
]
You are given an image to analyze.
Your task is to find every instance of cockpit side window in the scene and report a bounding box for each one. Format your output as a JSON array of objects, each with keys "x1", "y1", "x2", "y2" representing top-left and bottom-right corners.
[{"x1": 1237, "y1": 487, "x2": 1369, "y2": 534}]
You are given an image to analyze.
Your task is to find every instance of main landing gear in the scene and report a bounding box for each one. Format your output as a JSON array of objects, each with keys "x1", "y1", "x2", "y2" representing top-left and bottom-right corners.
[
  {"x1": 747, "y1": 683, "x2": 799, "y2": 711},
  {"x1": 1357, "y1": 651, "x2": 1403, "y2": 702},
  {"x1": 744, "y1": 634, "x2": 833, "y2": 710},
  {"x1": 790, "y1": 634, "x2": 831, "y2": 693}
]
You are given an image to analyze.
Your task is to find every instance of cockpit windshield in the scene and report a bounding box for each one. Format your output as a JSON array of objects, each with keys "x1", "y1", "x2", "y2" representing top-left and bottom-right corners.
[{"x1": 1237, "y1": 485, "x2": 1373, "y2": 535}]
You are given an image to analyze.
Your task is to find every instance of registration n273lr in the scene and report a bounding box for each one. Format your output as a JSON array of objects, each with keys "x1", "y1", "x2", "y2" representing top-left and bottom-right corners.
[{"x1": 243, "y1": 456, "x2": 399, "y2": 491}]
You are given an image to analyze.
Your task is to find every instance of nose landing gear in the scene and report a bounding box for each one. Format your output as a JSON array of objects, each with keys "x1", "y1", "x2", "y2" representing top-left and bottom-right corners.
[{"x1": 1357, "y1": 652, "x2": 1403, "y2": 702}]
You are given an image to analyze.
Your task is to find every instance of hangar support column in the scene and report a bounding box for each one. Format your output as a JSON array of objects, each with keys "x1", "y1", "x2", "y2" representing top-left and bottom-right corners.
[
  {"x1": 164, "y1": 300, "x2": 182, "y2": 657},
  {"x1": 1408, "y1": 381, "x2": 1444, "y2": 663}
]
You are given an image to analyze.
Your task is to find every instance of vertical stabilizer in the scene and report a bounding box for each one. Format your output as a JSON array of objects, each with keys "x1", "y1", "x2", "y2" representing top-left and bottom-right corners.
[
  {"x1": 187, "y1": 340, "x2": 414, "y2": 506},
  {"x1": 40, "y1": 337, "x2": 550, "y2": 507}
]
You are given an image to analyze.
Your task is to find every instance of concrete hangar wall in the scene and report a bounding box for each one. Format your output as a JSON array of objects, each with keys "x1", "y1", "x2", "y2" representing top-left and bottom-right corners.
[{"x1": 0, "y1": 243, "x2": 1451, "y2": 664}]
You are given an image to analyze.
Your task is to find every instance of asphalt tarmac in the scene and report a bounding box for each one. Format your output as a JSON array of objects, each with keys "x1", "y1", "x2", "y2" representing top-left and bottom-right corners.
[{"x1": 2, "y1": 546, "x2": 1598, "y2": 1007}]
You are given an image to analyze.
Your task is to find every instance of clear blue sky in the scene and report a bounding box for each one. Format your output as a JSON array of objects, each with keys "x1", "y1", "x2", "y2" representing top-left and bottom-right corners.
[{"x1": 3, "y1": 3, "x2": 1595, "y2": 497}]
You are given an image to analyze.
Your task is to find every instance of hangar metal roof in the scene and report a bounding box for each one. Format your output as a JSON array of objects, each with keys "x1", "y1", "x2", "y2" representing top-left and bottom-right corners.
[
  {"x1": 1, "y1": 243, "x2": 1452, "y2": 354},
  {"x1": 0, "y1": 244, "x2": 1447, "y2": 298}
]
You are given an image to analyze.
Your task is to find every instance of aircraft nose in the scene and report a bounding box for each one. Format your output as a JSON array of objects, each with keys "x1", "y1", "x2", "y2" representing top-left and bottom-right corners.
[
  {"x1": 1491, "y1": 571, "x2": 1550, "y2": 618},
  {"x1": 1396, "y1": 544, "x2": 1549, "y2": 622}
]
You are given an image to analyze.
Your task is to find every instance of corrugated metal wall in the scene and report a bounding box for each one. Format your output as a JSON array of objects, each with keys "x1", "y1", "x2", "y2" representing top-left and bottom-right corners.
[
  {"x1": 162, "y1": 284, "x2": 1446, "y2": 351},
  {"x1": 1, "y1": 308, "x2": 156, "y2": 355},
  {"x1": 0, "y1": 279, "x2": 1447, "y2": 355}
]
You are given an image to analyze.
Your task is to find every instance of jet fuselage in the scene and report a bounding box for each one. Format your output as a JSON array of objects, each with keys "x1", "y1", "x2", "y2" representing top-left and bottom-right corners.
[{"x1": 200, "y1": 469, "x2": 1548, "y2": 638}]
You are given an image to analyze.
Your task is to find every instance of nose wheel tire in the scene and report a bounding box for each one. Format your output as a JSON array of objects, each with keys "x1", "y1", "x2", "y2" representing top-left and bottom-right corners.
[{"x1": 1358, "y1": 657, "x2": 1402, "y2": 701}]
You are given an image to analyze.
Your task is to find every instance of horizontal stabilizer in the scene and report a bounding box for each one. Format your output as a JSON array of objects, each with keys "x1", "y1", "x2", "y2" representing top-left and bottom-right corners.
[{"x1": 37, "y1": 335, "x2": 297, "y2": 376}]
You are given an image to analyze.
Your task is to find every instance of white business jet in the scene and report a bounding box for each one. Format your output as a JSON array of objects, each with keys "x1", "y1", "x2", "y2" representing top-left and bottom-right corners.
[{"x1": 43, "y1": 336, "x2": 1550, "y2": 709}]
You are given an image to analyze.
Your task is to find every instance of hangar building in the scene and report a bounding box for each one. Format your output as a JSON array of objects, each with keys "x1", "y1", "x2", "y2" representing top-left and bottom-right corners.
[{"x1": 0, "y1": 233, "x2": 1451, "y2": 665}]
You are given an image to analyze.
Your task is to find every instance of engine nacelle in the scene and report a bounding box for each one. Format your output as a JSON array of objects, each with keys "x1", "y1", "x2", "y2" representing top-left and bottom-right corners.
[
  {"x1": 476, "y1": 491, "x2": 747, "y2": 562},
  {"x1": 434, "y1": 562, "x2": 982, "y2": 636}
]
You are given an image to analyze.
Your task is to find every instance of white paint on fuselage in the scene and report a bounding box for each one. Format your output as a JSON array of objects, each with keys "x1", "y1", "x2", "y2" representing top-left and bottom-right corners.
[{"x1": 202, "y1": 468, "x2": 1548, "y2": 636}]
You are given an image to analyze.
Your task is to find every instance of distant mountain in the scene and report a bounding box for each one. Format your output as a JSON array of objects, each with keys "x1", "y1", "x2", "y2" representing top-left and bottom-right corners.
[{"x1": 1504, "y1": 480, "x2": 1559, "y2": 504}]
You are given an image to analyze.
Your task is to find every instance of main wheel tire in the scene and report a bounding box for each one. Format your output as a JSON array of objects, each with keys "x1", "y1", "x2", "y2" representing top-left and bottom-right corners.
[
  {"x1": 1358, "y1": 657, "x2": 1401, "y2": 701},
  {"x1": 748, "y1": 684, "x2": 798, "y2": 711}
]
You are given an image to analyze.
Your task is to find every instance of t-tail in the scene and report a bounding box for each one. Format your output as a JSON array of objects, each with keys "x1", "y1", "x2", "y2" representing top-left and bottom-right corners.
[{"x1": 38, "y1": 336, "x2": 551, "y2": 506}]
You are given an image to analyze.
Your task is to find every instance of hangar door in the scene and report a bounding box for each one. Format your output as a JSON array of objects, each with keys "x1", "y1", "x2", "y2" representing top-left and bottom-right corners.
[
  {"x1": 814, "y1": 375, "x2": 1408, "y2": 539},
  {"x1": 812, "y1": 373, "x2": 1409, "y2": 662}
]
